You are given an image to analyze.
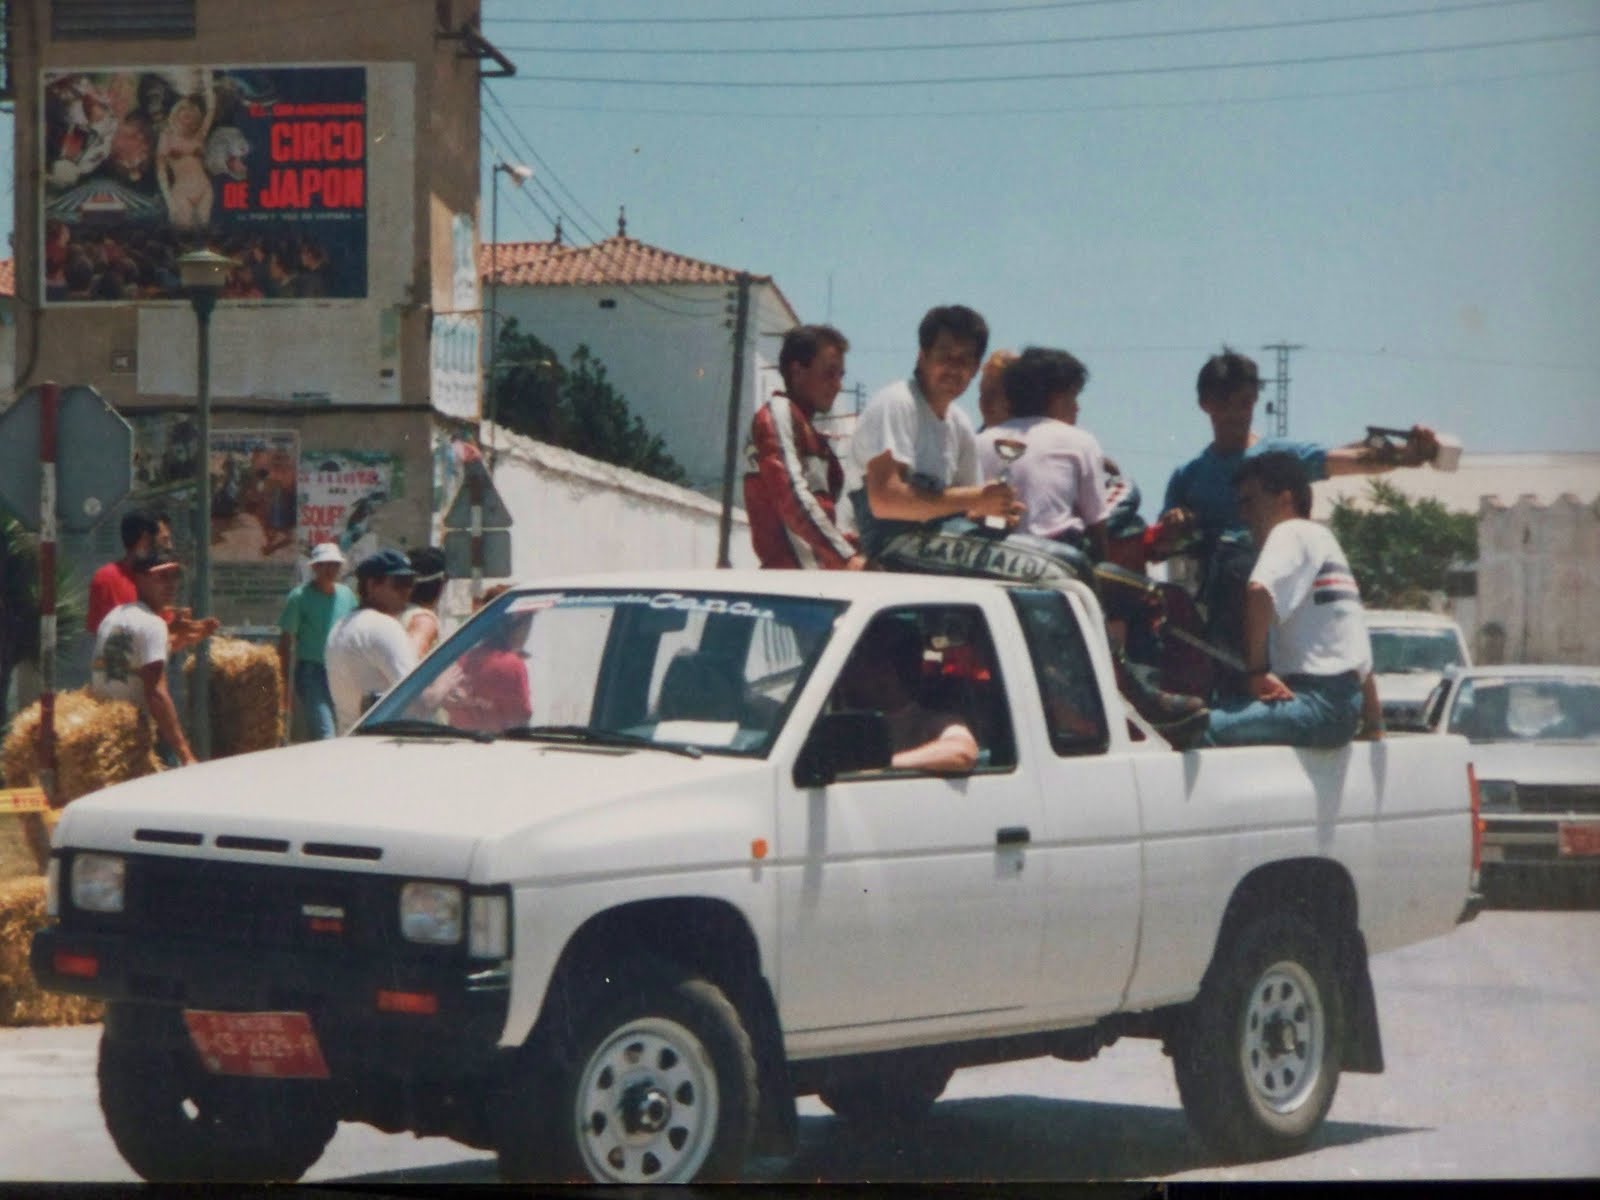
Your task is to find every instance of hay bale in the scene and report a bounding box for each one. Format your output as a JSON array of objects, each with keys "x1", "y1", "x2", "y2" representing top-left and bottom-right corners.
[
  {"x1": 0, "y1": 875, "x2": 102, "y2": 1026},
  {"x1": 1, "y1": 691, "x2": 160, "y2": 807},
  {"x1": 186, "y1": 636, "x2": 283, "y2": 757}
]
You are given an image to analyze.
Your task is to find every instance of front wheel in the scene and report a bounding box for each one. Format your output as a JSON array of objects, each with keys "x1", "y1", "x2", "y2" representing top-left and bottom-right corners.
[
  {"x1": 497, "y1": 966, "x2": 758, "y2": 1184},
  {"x1": 98, "y1": 1010, "x2": 336, "y2": 1182},
  {"x1": 1172, "y1": 912, "x2": 1345, "y2": 1161}
]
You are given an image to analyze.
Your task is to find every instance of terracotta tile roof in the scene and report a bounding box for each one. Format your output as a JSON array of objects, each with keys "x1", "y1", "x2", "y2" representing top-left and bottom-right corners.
[
  {"x1": 0, "y1": 259, "x2": 13, "y2": 298},
  {"x1": 478, "y1": 236, "x2": 798, "y2": 322}
]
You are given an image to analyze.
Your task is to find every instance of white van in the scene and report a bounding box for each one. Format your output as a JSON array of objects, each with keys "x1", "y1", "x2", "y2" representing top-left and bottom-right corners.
[{"x1": 1366, "y1": 609, "x2": 1472, "y2": 729}]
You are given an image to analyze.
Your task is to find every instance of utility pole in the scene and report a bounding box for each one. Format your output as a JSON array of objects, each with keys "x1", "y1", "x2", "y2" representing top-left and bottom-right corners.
[
  {"x1": 1262, "y1": 342, "x2": 1304, "y2": 437},
  {"x1": 717, "y1": 272, "x2": 753, "y2": 568}
]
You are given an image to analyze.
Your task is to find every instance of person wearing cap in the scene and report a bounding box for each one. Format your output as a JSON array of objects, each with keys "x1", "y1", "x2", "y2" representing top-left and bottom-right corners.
[
  {"x1": 1156, "y1": 346, "x2": 1439, "y2": 694},
  {"x1": 89, "y1": 551, "x2": 197, "y2": 766},
  {"x1": 324, "y1": 548, "x2": 419, "y2": 734},
  {"x1": 402, "y1": 545, "x2": 447, "y2": 658},
  {"x1": 276, "y1": 542, "x2": 358, "y2": 741}
]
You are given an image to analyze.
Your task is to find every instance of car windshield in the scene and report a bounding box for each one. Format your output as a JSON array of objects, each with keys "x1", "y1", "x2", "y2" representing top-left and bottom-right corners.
[
  {"x1": 1446, "y1": 677, "x2": 1600, "y2": 743},
  {"x1": 360, "y1": 588, "x2": 844, "y2": 757},
  {"x1": 1370, "y1": 628, "x2": 1465, "y2": 674}
]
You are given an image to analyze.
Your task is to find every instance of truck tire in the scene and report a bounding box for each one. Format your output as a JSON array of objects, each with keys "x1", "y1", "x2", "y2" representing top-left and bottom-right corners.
[
  {"x1": 498, "y1": 966, "x2": 758, "y2": 1184},
  {"x1": 97, "y1": 1015, "x2": 336, "y2": 1182},
  {"x1": 1171, "y1": 911, "x2": 1345, "y2": 1161},
  {"x1": 819, "y1": 1062, "x2": 954, "y2": 1127}
]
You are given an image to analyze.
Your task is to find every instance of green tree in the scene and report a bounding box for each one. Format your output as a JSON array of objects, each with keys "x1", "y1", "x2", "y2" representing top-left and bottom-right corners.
[
  {"x1": 1328, "y1": 479, "x2": 1477, "y2": 609},
  {"x1": 0, "y1": 513, "x2": 85, "y2": 728},
  {"x1": 492, "y1": 320, "x2": 690, "y2": 487}
]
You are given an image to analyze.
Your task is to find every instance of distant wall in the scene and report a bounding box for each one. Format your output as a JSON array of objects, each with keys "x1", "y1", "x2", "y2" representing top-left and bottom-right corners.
[{"x1": 1475, "y1": 494, "x2": 1600, "y2": 665}]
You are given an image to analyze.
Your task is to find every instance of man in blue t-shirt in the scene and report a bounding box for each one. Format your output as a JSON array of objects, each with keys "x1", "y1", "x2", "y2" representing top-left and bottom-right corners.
[{"x1": 1156, "y1": 347, "x2": 1437, "y2": 689}]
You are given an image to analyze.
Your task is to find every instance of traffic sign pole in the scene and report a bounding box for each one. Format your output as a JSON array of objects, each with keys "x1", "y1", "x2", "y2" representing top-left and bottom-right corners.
[{"x1": 28, "y1": 384, "x2": 61, "y2": 868}]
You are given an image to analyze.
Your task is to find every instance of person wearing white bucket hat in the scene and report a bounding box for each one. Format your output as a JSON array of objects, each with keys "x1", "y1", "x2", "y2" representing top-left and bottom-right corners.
[{"x1": 276, "y1": 541, "x2": 358, "y2": 741}]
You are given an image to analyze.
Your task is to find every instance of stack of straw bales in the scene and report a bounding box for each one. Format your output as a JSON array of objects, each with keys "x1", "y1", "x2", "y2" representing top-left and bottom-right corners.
[
  {"x1": 185, "y1": 635, "x2": 283, "y2": 757},
  {"x1": 0, "y1": 690, "x2": 159, "y2": 806},
  {"x1": 0, "y1": 873, "x2": 102, "y2": 1026}
]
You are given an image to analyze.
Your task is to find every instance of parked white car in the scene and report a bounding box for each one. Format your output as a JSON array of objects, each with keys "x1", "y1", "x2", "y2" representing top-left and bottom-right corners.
[
  {"x1": 1420, "y1": 664, "x2": 1600, "y2": 891},
  {"x1": 33, "y1": 571, "x2": 1480, "y2": 1184},
  {"x1": 1366, "y1": 610, "x2": 1471, "y2": 730}
]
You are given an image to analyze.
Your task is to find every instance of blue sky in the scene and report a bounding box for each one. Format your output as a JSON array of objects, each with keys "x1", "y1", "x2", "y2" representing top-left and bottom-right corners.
[{"x1": 8, "y1": 0, "x2": 1597, "y2": 518}]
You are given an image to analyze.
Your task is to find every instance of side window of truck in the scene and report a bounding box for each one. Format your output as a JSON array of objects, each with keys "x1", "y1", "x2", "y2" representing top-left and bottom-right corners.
[
  {"x1": 828, "y1": 605, "x2": 1017, "y2": 772},
  {"x1": 1009, "y1": 588, "x2": 1110, "y2": 757}
]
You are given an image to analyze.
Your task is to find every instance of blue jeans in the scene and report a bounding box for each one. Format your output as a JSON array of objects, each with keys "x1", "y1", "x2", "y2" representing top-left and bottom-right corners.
[
  {"x1": 1203, "y1": 671, "x2": 1363, "y2": 749},
  {"x1": 294, "y1": 661, "x2": 338, "y2": 741}
]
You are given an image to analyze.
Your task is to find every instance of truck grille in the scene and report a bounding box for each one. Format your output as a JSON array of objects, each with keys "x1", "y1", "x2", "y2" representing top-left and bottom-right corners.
[
  {"x1": 1511, "y1": 784, "x2": 1600, "y2": 815},
  {"x1": 122, "y1": 856, "x2": 393, "y2": 951}
]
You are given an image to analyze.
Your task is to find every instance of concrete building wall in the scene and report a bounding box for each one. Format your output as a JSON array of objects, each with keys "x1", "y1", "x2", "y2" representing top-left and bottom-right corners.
[
  {"x1": 1476, "y1": 495, "x2": 1600, "y2": 665},
  {"x1": 494, "y1": 279, "x2": 793, "y2": 495}
]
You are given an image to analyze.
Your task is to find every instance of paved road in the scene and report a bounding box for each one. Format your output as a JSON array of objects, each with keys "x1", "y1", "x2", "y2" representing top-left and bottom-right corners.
[{"x1": 3, "y1": 904, "x2": 1596, "y2": 1184}]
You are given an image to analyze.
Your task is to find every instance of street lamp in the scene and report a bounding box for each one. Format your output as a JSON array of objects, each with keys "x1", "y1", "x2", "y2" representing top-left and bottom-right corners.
[
  {"x1": 487, "y1": 160, "x2": 532, "y2": 466},
  {"x1": 177, "y1": 248, "x2": 236, "y2": 761}
]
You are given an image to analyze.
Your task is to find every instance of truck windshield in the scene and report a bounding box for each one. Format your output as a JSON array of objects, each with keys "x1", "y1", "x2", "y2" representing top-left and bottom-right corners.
[
  {"x1": 1370, "y1": 628, "x2": 1465, "y2": 674},
  {"x1": 358, "y1": 588, "x2": 844, "y2": 757},
  {"x1": 1447, "y1": 677, "x2": 1600, "y2": 743}
]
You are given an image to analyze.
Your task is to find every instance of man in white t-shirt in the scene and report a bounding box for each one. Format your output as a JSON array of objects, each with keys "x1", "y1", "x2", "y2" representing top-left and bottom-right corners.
[
  {"x1": 848, "y1": 304, "x2": 1020, "y2": 559},
  {"x1": 977, "y1": 346, "x2": 1109, "y2": 555},
  {"x1": 89, "y1": 551, "x2": 197, "y2": 765},
  {"x1": 1203, "y1": 452, "x2": 1382, "y2": 748},
  {"x1": 325, "y1": 548, "x2": 419, "y2": 733}
]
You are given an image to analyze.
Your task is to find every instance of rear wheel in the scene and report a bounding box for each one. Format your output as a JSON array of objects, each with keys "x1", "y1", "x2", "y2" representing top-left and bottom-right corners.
[
  {"x1": 97, "y1": 1008, "x2": 336, "y2": 1182},
  {"x1": 1172, "y1": 912, "x2": 1344, "y2": 1161},
  {"x1": 497, "y1": 965, "x2": 758, "y2": 1183}
]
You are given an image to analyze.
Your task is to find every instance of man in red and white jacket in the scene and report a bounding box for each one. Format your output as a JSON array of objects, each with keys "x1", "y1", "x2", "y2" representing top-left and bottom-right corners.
[{"x1": 743, "y1": 324, "x2": 865, "y2": 570}]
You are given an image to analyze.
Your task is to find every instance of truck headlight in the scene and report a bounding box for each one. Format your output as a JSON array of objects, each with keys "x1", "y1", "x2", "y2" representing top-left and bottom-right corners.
[
  {"x1": 70, "y1": 853, "x2": 126, "y2": 914},
  {"x1": 399, "y1": 882, "x2": 463, "y2": 944},
  {"x1": 468, "y1": 893, "x2": 509, "y2": 959},
  {"x1": 1477, "y1": 780, "x2": 1518, "y2": 812}
]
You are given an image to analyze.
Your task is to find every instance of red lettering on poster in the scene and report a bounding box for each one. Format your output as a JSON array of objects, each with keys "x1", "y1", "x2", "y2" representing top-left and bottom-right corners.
[{"x1": 258, "y1": 167, "x2": 365, "y2": 210}]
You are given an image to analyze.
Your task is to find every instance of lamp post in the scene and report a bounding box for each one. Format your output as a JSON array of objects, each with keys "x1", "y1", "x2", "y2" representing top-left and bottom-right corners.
[
  {"x1": 487, "y1": 161, "x2": 532, "y2": 467},
  {"x1": 177, "y1": 248, "x2": 236, "y2": 761}
]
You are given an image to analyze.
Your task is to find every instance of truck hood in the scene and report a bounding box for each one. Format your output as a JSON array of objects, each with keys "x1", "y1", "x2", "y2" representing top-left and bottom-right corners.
[
  {"x1": 52, "y1": 736, "x2": 769, "y2": 880},
  {"x1": 1469, "y1": 740, "x2": 1600, "y2": 788}
]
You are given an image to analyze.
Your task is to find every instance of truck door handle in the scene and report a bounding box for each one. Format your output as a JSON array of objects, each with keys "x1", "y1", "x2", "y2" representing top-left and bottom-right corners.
[{"x1": 996, "y1": 826, "x2": 1031, "y2": 847}]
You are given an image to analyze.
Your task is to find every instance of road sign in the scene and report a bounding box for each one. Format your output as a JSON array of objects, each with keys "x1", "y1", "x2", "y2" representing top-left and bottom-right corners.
[
  {"x1": 0, "y1": 385, "x2": 133, "y2": 531},
  {"x1": 443, "y1": 529, "x2": 512, "y2": 579},
  {"x1": 441, "y1": 460, "x2": 514, "y2": 531}
]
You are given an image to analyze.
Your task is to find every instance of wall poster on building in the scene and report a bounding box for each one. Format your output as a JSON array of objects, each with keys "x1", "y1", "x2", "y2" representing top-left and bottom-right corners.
[
  {"x1": 298, "y1": 450, "x2": 399, "y2": 565},
  {"x1": 210, "y1": 430, "x2": 300, "y2": 565},
  {"x1": 43, "y1": 65, "x2": 368, "y2": 303}
]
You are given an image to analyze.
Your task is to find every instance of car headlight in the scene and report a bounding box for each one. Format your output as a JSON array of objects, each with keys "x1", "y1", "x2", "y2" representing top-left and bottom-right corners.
[
  {"x1": 399, "y1": 882, "x2": 463, "y2": 944},
  {"x1": 1477, "y1": 780, "x2": 1518, "y2": 812},
  {"x1": 468, "y1": 893, "x2": 509, "y2": 959},
  {"x1": 70, "y1": 853, "x2": 126, "y2": 914}
]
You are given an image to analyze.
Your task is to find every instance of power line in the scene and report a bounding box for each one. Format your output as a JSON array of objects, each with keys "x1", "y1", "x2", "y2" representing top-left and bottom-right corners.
[
  {"x1": 500, "y1": 0, "x2": 1551, "y2": 57},
  {"x1": 487, "y1": 0, "x2": 1153, "y2": 28},
  {"x1": 506, "y1": 28, "x2": 1600, "y2": 88},
  {"x1": 493, "y1": 60, "x2": 1599, "y2": 120}
]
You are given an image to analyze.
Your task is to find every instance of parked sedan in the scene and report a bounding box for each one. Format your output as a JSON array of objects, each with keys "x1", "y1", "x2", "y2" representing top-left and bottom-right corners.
[{"x1": 1421, "y1": 666, "x2": 1600, "y2": 894}]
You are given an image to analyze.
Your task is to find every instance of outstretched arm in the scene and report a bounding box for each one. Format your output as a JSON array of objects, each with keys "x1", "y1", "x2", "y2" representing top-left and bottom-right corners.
[{"x1": 1325, "y1": 424, "x2": 1439, "y2": 476}]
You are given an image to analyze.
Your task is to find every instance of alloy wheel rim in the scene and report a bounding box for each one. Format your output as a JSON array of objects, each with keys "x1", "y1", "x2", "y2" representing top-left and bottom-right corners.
[
  {"x1": 1240, "y1": 958, "x2": 1324, "y2": 1115},
  {"x1": 573, "y1": 1016, "x2": 720, "y2": 1182}
]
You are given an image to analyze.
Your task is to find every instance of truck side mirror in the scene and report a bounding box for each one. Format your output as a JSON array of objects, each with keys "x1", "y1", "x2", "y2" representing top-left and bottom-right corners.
[{"x1": 793, "y1": 710, "x2": 892, "y2": 788}]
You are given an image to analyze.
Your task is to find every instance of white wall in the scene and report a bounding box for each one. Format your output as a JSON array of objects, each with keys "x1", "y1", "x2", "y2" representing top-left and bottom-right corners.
[
  {"x1": 494, "y1": 279, "x2": 793, "y2": 495},
  {"x1": 1476, "y1": 495, "x2": 1600, "y2": 665},
  {"x1": 435, "y1": 422, "x2": 757, "y2": 631}
]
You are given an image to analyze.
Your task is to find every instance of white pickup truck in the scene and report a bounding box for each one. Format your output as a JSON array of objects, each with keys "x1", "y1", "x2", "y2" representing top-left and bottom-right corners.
[{"x1": 32, "y1": 571, "x2": 1481, "y2": 1184}]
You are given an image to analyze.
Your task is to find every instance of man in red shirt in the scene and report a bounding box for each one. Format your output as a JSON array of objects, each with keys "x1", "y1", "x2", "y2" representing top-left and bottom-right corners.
[
  {"x1": 743, "y1": 324, "x2": 864, "y2": 570},
  {"x1": 87, "y1": 510, "x2": 217, "y2": 650},
  {"x1": 86, "y1": 511, "x2": 161, "y2": 634}
]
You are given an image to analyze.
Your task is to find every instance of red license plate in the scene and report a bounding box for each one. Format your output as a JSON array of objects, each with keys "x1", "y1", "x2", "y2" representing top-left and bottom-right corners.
[
  {"x1": 183, "y1": 1010, "x2": 331, "y2": 1079},
  {"x1": 1557, "y1": 823, "x2": 1600, "y2": 858}
]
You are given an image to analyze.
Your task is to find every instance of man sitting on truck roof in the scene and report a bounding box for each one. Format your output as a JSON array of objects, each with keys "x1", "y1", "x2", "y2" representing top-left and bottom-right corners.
[{"x1": 1201, "y1": 452, "x2": 1384, "y2": 748}]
